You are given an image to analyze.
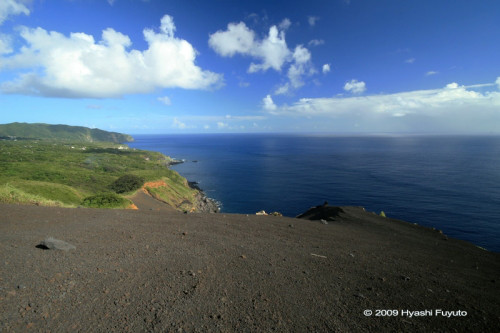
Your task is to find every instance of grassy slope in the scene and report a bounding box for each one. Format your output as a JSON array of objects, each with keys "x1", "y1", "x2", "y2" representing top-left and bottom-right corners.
[
  {"x1": 0, "y1": 122, "x2": 134, "y2": 143},
  {"x1": 145, "y1": 177, "x2": 198, "y2": 212},
  {"x1": 0, "y1": 140, "x2": 198, "y2": 210}
]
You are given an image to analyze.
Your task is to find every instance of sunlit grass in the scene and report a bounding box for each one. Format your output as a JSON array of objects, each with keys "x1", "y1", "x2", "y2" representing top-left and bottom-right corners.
[
  {"x1": 0, "y1": 183, "x2": 66, "y2": 207},
  {"x1": 145, "y1": 176, "x2": 198, "y2": 211},
  {"x1": 0, "y1": 140, "x2": 198, "y2": 210}
]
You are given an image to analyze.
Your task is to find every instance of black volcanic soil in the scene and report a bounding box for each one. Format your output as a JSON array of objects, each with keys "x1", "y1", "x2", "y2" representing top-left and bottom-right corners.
[{"x1": 0, "y1": 202, "x2": 499, "y2": 332}]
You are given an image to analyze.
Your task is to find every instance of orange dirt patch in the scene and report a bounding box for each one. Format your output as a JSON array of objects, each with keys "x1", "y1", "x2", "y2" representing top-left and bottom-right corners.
[
  {"x1": 143, "y1": 180, "x2": 168, "y2": 189},
  {"x1": 142, "y1": 180, "x2": 168, "y2": 194},
  {"x1": 127, "y1": 203, "x2": 139, "y2": 210}
]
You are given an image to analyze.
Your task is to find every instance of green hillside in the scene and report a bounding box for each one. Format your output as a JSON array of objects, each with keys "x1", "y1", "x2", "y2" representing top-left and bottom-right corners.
[
  {"x1": 0, "y1": 123, "x2": 134, "y2": 143},
  {"x1": 0, "y1": 139, "x2": 199, "y2": 210}
]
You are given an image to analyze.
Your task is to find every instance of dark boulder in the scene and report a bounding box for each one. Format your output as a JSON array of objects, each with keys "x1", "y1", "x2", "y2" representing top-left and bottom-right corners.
[{"x1": 296, "y1": 204, "x2": 345, "y2": 221}]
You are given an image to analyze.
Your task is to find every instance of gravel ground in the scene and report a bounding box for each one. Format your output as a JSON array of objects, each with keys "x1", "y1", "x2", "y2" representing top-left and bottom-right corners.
[{"x1": 0, "y1": 203, "x2": 498, "y2": 332}]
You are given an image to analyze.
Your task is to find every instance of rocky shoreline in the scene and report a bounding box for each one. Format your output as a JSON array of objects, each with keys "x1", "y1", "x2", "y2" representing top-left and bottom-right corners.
[
  {"x1": 193, "y1": 191, "x2": 220, "y2": 213},
  {"x1": 188, "y1": 181, "x2": 220, "y2": 213}
]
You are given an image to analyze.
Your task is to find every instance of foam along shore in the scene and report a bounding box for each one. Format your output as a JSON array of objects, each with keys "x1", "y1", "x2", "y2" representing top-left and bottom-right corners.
[{"x1": 0, "y1": 203, "x2": 498, "y2": 332}]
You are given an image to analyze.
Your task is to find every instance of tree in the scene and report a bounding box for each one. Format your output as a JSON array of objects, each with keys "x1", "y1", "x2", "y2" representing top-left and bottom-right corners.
[{"x1": 109, "y1": 174, "x2": 144, "y2": 193}]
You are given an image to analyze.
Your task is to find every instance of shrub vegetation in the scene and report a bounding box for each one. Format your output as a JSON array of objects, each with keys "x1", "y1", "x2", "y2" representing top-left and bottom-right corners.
[
  {"x1": 110, "y1": 174, "x2": 144, "y2": 193},
  {"x1": 0, "y1": 139, "x2": 197, "y2": 210},
  {"x1": 81, "y1": 193, "x2": 130, "y2": 208}
]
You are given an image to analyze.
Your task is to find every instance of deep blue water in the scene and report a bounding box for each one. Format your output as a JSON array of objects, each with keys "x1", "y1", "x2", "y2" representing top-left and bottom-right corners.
[{"x1": 129, "y1": 134, "x2": 500, "y2": 252}]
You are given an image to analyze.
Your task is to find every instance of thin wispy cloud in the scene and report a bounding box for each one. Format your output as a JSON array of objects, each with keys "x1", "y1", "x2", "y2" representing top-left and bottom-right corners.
[
  {"x1": 307, "y1": 16, "x2": 319, "y2": 27},
  {"x1": 264, "y1": 79, "x2": 500, "y2": 133},
  {"x1": 217, "y1": 122, "x2": 228, "y2": 129},
  {"x1": 308, "y1": 39, "x2": 325, "y2": 47},
  {"x1": 172, "y1": 117, "x2": 187, "y2": 129},
  {"x1": 157, "y1": 96, "x2": 172, "y2": 106},
  {"x1": 0, "y1": 0, "x2": 30, "y2": 25}
]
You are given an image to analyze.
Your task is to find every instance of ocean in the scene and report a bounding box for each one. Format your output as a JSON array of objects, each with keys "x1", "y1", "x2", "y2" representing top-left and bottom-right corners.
[{"x1": 129, "y1": 134, "x2": 500, "y2": 252}]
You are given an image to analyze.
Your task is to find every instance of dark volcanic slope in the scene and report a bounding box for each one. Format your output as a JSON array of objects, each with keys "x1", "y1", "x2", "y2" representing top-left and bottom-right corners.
[{"x1": 0, "y1": 204, "x2": 499, "y2": 332}]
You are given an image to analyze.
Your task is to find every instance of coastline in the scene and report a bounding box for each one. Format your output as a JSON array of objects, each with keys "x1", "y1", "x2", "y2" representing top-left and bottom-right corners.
[
  {"x1": 153, "y1": 151, "x2": 220, "y2": 213},
  {"x1": 1, "y1": 136, "x2": 498, "y2": 329},
  {"x1": 128, "y1": 134, "x2": 500, "y2": 252},
  {"x1": 128, "y1": 143, "x2": 219, "y2": 214},
  {"x1": 187, "y1": 181, "x2": 220, "y2": 213},
  {"x1": 0, "y1": 136, "x2": 217, "y2": 213}
]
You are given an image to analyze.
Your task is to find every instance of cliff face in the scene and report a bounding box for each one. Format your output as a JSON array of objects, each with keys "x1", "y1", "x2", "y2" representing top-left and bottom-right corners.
[{"x1": 0, "y1": 122, "x2": 134, "y2": 143}]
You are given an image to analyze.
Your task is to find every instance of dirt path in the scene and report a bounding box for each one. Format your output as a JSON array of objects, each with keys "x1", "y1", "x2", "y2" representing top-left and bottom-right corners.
[{"x1": 129, "y1": 190, "x2": 175, "y2": 212}]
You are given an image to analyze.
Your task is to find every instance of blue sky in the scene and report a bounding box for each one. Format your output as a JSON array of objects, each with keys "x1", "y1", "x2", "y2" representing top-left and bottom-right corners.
[{"x1": 0, "y1": 0, "x2": 499, "y2": 134}]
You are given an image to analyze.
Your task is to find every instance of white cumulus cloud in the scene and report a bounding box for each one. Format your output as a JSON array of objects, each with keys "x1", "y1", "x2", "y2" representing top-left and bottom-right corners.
[
  {"x1": 262, "y1": 94, "x2": 277, "y2": 111},
  {"x1": 0, "y1": 15, "x2": 223, "y2": 98},
  {"x1": 209, "y1": 22, "x2": 291, "y2": 73},
  {"x1": 210, "y1": 20, "x2": 318, "y2": 94},
  {"x1": 285, "y1": 45, "x2": 313, "y2": 89},
  {"x1": 207, "y1": 22, "x2": 256, "y2": 57},
  {"x1": 0, "y1": 0, "x2": 30, "y2": 25},
  {"x1": 322, "y1": 64, "x2": 331, "y2": 74},
  {"x1": 292, "y1": 45, "x2": 311, "y2": 64},
  {"x1": 275, "y1": 45, "x2": 315, "y2": 94},
  {"x1": 247, "y1": 26, "x2": 290, "y2": 73},
  {"x1": 344, "y1": 79, "x2": 366, "y2": 94}
]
